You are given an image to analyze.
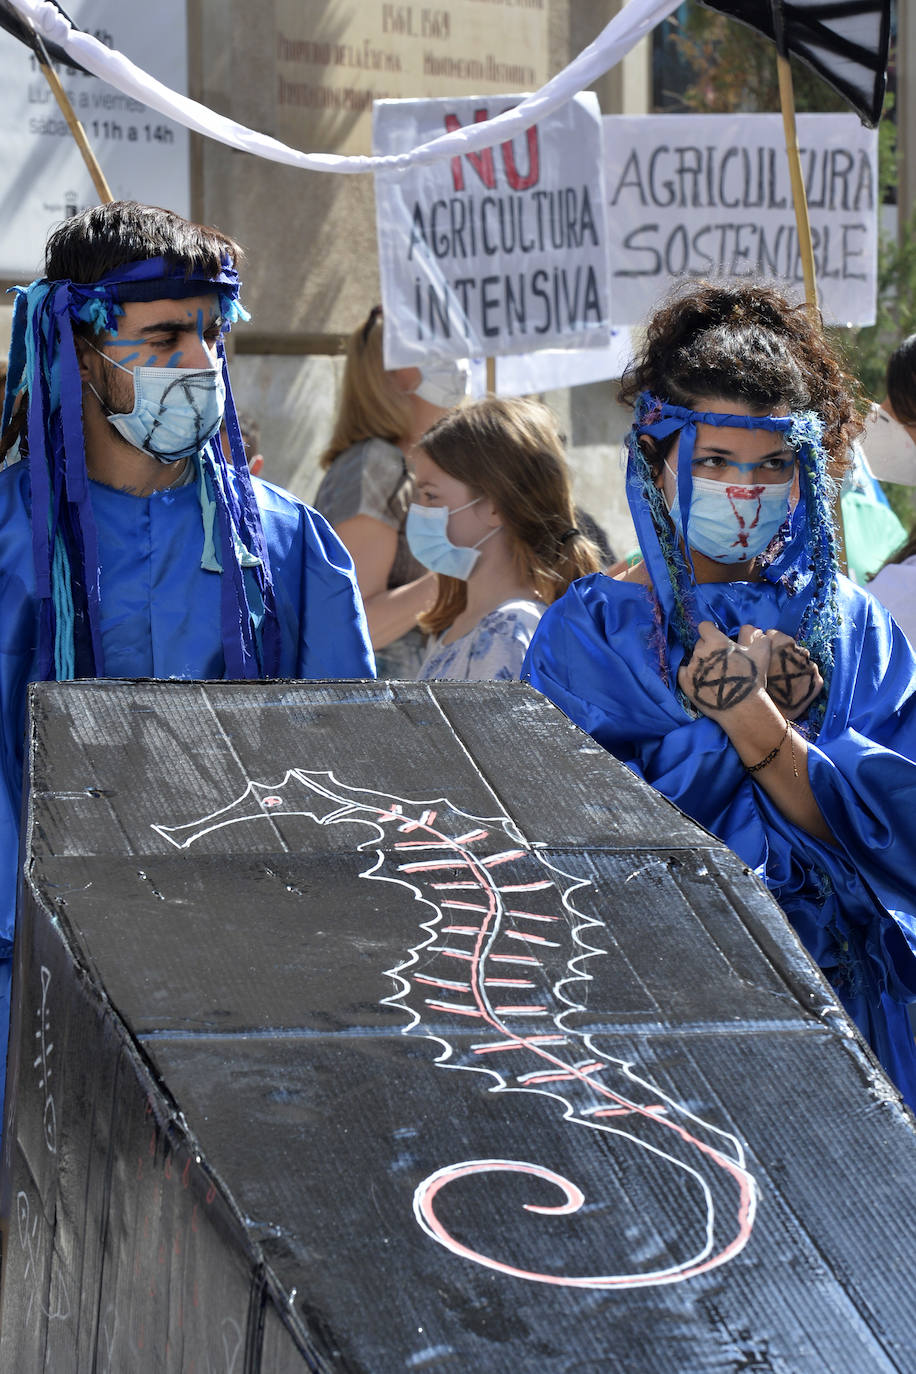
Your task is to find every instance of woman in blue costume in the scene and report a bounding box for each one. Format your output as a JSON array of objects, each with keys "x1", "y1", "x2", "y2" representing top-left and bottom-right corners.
[
  {"x1": 523, "y1": 283, "x2": 916, "y2": 1109},
  {"x1": 0, "y1": 203, "x2": 374, "y2": 1135}
]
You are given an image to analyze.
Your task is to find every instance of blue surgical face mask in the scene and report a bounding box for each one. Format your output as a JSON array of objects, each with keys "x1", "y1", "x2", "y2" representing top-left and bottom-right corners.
[
  {"x1": 665, "y1": 459, "x2": 793, "y2": 564},
  {"x1": 88, "y1": 341, "x2": 226, "y2": 462},
  {"x1": 406, "y1": 498, "x2": 500, "y2": 579}
]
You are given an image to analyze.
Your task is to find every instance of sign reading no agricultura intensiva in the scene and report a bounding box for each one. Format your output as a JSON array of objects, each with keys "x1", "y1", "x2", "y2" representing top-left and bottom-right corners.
[{"x1": 373, "y1": 92, "x2": 611, "y2": 367}]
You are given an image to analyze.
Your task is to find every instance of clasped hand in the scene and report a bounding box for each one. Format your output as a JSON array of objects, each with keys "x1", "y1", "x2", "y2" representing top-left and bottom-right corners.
[{"x1": 677, "y1": 622, "x2": 823, "y2": 722}]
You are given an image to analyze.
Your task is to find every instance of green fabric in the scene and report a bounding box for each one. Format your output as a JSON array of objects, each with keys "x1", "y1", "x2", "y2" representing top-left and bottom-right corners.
[{"x1": 841, "y1": 490, "x2": 907, "y2": 584}]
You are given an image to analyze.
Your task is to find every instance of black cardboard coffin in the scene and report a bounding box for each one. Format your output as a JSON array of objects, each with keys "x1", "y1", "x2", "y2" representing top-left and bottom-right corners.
[{"x1": 2, "y1": 679, "x2": 916, "y2": 1371}]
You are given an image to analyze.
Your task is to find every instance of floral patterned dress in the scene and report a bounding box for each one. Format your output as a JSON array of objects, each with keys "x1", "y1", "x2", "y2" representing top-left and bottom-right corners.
[{"x1": 418, "y1": 599, "x2": 544, "y2": 681}]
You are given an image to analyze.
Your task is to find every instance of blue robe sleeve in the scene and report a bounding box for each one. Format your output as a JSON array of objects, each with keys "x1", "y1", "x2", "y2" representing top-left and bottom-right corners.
[
  {"x1": 523, "y1": 578, "x2": 764, "y2": 858},
  {"x1": 253, "y1": 479, "x2": 375, "y2": 679},
  {"x1": 525, "y1": 577, "x2": 916, "y2": 914},
  {"x1": 0, "y1": 463, "x2": 38, "y2": 958},
  {"x1": 524, "y1": 573, "x2": 916, "y2": 1107},
  {"x1": 296, "y1": 504, "x2": 376, "y2": 679}
]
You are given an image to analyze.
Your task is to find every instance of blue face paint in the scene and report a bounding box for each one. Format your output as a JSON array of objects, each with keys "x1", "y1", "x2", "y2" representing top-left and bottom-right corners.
[
  {"x1": 100, "y1": 336, "x2": 147, "y2": 349},
  {"x1": 693, "y1": 456, "x2": 795, "y2": 476}
]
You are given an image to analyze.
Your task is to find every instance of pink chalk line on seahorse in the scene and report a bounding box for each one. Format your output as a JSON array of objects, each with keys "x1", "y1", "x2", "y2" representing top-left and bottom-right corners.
[{"x1": 151, "y1": 769, "x2": 759, "y2": 1289}]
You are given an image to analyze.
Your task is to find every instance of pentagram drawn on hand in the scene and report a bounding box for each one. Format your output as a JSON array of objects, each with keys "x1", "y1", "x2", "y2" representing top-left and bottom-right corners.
[
  {"x1": 690, "y1": 647, "x2": 758, "y2": 712},
  {"x1": 766, "y1": 645, "x2": 819, "y2": 713}
]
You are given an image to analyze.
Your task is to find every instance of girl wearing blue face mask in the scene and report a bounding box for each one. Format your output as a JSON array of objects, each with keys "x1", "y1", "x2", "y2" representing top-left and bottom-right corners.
[
  {"x1": 407, "y1": 397, "x2": 602, "y2": 682},
  {"x1": 524, "y1": 282, "x2": 916, "y2": 1111}
]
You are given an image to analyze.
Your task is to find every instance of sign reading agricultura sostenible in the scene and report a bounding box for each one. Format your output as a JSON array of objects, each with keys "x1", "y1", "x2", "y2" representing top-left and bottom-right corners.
[{"x1": 605, "y1": 113, "x2": 878, "y2": 327}]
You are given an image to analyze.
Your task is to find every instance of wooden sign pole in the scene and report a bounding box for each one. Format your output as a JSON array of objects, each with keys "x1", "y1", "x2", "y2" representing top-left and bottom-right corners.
[
  {"x1": 770, "y1": 2, "x2": 817, "y2": 311},
  {"x1": 770, "y1": 4, "x2": 850, "y2": 569},
  {"x1": 775, "y1": 53, "x2": 817, "y2": 310},
  {"x1": 33, "y1": 33, "x2": 113, "y2": 203}
]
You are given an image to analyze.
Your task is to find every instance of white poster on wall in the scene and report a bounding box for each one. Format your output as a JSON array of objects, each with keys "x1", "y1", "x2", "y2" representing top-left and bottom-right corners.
[
  {"x1": 0, "y1": 0, "x2": 190, "y2": 278},
  {"x1": 374, "y1": 91, "x2": 611, "y2": 368},
  {"x1": 604, "y1": 113, "x2": 878, "y2": 327}
]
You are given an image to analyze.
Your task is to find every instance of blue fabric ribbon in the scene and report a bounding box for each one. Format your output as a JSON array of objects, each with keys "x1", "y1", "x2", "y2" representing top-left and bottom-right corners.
[
  {"x1": 3, "y1": 253, "x2": 277, "y2": 681},
  {"x1": 626, "y1": 393, "x2": 840, "y2": 727}
]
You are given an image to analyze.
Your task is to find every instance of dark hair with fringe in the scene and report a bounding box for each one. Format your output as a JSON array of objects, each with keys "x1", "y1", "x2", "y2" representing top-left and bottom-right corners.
[
  {"x1": 416, "y1": 396, "x2": 602, "y2": 636},
  {"x1": 44, "y1": 200, "x2": 241, "y2": 284}
]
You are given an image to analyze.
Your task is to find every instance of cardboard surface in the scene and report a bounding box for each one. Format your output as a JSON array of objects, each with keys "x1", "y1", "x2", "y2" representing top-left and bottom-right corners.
[{"x1": 3, "y1": 679, "x2": 916, "y2": 1371}]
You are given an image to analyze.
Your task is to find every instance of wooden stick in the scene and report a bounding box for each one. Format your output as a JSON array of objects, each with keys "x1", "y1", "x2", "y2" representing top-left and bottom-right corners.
[
  {"x1": 775, "y1": 53, "x2": 817, "y2": 311},
  {"x1": 770, "y1": 10, "x2": 847, "y2": 569},
  {"x1": 35, "y1": 43, "x2": 113, "y2": 203},
  {"x1": 485, "y1": 356, "x2": 496, "y2": 394}
]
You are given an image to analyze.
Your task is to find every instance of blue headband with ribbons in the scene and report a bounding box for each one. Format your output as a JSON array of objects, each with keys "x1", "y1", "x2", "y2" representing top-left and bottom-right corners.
[
  {"x1": 2, "y1": 255, "x2": 282, "y2": 682},
  {"x1": 626, "y1": 392, "x2": 840, "y2": 722}
]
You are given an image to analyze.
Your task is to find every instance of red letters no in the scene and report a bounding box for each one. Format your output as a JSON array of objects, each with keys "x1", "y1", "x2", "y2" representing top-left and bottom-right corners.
[
  {"x1": 502, "y1": 127, "x2": 539, "y2": 190},
  {"x1": 445, "y1": 112, "x2": 541, "y2": 193},
  {"x1": 445, "y1": 110, "x2": 496, "y2": 192}
]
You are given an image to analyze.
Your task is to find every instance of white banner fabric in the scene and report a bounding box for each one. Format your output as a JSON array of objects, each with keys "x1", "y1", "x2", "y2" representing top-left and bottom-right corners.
[
  {"x1": 604, "y1": 113, "x2": 878, "y2": 327},
  {"x1": 0, "y1": 0, "x2": 189, "y2": 277},
  {"x1": 4, "y1": 0, "x2": 679, "y2": 174},
  {"x1": 469, "y1": 329, "x2": 634, "y2": 398},
  {"x1": 374, "y1": 93, "x2": 611, "y2": 367}
]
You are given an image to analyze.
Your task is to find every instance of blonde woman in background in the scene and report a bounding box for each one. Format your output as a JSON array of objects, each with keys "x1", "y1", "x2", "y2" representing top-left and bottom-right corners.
[
  {"x1": 408, "y1": 397, "x2": 603, "y2": 681},
  {"x1": 314, "y1": 305, "x2": 468, "y2": 677}
]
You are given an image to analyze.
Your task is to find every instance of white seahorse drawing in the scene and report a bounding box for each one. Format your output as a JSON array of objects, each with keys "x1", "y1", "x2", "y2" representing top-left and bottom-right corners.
[{"x1": 153, "y1": 769, "x2": 758, "y2": 1288}]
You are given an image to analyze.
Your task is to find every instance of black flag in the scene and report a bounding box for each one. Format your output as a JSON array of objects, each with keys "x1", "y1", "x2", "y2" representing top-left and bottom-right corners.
[
  {"x1": 0, "y1": 0, "x2": 91, "y2": 75},
  {"x1": 699, "y1": 0, "x2": 892, "y2": 127}
]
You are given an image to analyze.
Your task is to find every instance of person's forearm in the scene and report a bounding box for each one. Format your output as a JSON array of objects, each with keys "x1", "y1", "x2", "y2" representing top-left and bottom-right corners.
[
  {"x1": 720, "y1": 695, "x2": 836, "y2": 845},
  {"x1": 363, "y1": 573, "x2": 436, "y2": 649}
]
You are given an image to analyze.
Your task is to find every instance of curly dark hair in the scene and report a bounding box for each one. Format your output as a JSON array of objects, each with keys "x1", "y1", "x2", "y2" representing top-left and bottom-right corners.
[{"x1": 619, "y1": 282, "x2": 864, "y2": 472}]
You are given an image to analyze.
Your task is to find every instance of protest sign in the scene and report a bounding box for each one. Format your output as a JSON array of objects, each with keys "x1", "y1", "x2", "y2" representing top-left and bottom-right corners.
[
  {"x1": 374, "y1": 92, "x2": 611, "y2": 368},
  {"x1": 0, "y1": 0, "x2": 189, "y2": 278},
  {"x1": 604, "y1": 113, "x2": 878, "y2": 327}
]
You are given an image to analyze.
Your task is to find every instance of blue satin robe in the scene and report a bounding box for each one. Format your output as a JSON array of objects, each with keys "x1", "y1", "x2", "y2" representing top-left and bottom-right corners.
[
  {"x1": 523, "y1": 572, "x2": 916, "y2": 1109},
  {"x1": 0, "y1": 458, "x2": 375, "y2": 1128}
]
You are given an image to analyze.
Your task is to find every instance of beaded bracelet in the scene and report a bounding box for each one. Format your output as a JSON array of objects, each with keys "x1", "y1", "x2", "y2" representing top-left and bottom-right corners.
[{"x1": 746, "y1": 717, "x2": 790, "y2": 774}]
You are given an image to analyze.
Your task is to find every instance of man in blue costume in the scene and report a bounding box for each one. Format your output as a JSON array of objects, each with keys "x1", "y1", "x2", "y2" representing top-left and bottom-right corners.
[
  {"x1": 0, "y1": 201, "x2": 375, "y2": 1131},
  {"x1": 524, "y1": 284, "x2": 916, "y2": 1110}
]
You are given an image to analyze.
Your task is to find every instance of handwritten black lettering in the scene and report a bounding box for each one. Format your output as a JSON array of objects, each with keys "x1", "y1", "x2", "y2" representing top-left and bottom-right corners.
[{"x1": 610, "y1": 143, "x2": 874, "y2": 214}]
